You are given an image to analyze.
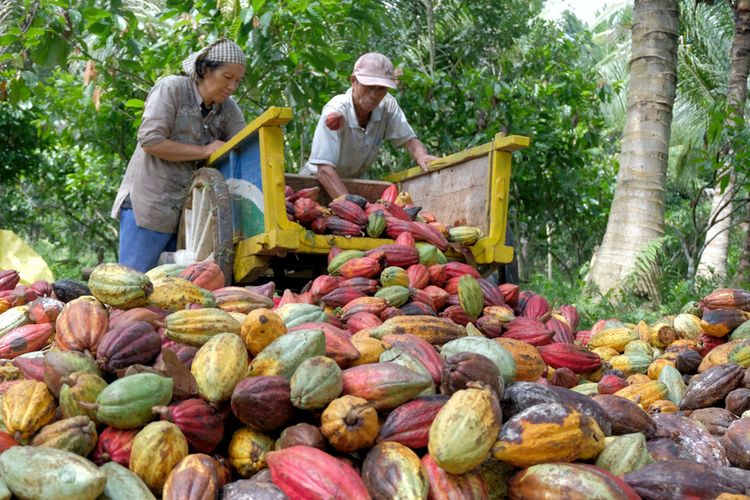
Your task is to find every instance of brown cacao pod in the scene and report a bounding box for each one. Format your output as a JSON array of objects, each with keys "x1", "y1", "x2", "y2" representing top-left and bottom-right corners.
[{"x1": 230, "y1": 376, "x2": 295, "y2": 432}]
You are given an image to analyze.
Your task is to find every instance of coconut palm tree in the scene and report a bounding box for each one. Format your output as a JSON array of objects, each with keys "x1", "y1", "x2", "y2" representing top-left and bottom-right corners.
[
  {"x1": 588, "y1": 0, "x2": 680, "y2": 296},
  {"x1": 696, "y1": 0, "x2": 750, "y2": 284}
]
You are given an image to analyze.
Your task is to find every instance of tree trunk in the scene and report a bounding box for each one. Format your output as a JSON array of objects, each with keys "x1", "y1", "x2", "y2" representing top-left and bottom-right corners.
[
  {"x1": 588, "y1": 0, "x2": 679, "y2": 296},
  {"x1": 728, "y1": 0, "x2": 750, "y2": 284},
  {"x1": 697, "y1": 182, "x2": 733, "y2": 282}
]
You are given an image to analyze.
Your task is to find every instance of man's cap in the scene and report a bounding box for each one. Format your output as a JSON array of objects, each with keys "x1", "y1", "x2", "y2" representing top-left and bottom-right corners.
[{"x1": 352, "y1": 52, "x2": 398, "y2": 89}]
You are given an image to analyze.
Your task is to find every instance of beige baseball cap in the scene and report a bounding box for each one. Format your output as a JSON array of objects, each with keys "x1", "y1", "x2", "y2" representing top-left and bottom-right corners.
[{"x1": 352, "y1": 52, "x2": 398, "y2": 89}]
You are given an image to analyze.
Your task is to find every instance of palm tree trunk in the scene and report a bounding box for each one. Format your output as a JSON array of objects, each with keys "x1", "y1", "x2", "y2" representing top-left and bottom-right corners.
[
  {"x1": 588, "y1": 0, "x2": 679, "y2": 296},
  {"x1": 728, "y1": 0, "x2": 750, "y2": 284},
  {"x1": 697, "y1": 183, "x2": 733, "y2": 281}
]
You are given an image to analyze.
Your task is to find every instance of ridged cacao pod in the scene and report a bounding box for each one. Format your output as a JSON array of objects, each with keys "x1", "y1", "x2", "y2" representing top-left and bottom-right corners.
[
  {"x1": 129, "y1": 421, "x2": 189, "y2": 493},
  {"x1": 377, "y1": 394, "x2": 449, "y2": 449},
  {"x1": 492, "y1": 403, "x2": 605, "y2": 467},
  {"x1": 441, "y1": 351, "x2": 503, "y2": 399},
  {"x1": 178, "y1": 261, "x2": 226, "y2": 290},
  {"x1": 623, "y1": 460, "x2": 745, "y2": 498},
  {"x1": 275, "y1": 422, "x2": 326, "y2": 451},
  {"x1": 362, "y1": 441, "x2": 428, "y2": 499},
  {"x1": 95, "y1": 321, "x2": 161, "y2": 372},
  {"x1": 55, "y1": 295, "x2": 109, "y2": 355},
  {"x1": 595, "y1": 432, "x2": 653, "y2": 476},
  {"x1": 0, "y1": 446, "x2": 106, "y2": 499},
  {"x1": 593, "y1": 394, "x2": 657, "y2": 437},
  {"x1": 191, "y1": 332, "x2": 248, "y2": 403},
  {"x1": 248, "y1": 328, "x2": 326, "y2": 379},
  {"x1": 0, "y1": 322, "x2": 54, "y2": 359},
  {"x1": 537, "y1": 342, "x2": 602, "y2": 373},
  {"x1": 27, "y1": 296, "x2": 65, "y2": 324},
  {"x1": 231, "y1": 376, "x2": 294, "y2": 432},
  {"x1": 44, "y1": 351, "x2": 101, "y2": 397},
  {"x1": 92, "y1": 426, "x2": 138, "y2": 466},
  {"x1": 290, "y1": 355, "x2": 343, "y2": 410},
  {"x1": 421, "y1": 454, "x2": 489, "y2": 500},
  {"x1": 94, "y1": 372, "x2": 173, "y2": 429},
  {"x1": 429, "y1": 383, "x2": 502, "y2": 474},
  {"x1": 457, "y1": 274, "x2": 483, "y2": 320},
  {"x1": 59, "y1": 371, "x2": 107, "y2": 421},
  {"x1": 2, "y1": 379, "x2": 56, "y2": 441},
  {"x1": 31, "y1": 415, "x2": 98, "y2": 456},
  {"x1": 510, "y1": 463, "x2": 640, "y2": 500},
  {"x1": 163, "y1": 453, "x2": 221, "y2": 500},
  {"x1": 88, "y1": 263, "x2": 153, "y2": 309},
  {"x1": 154, "y1": 398, "x2": 224, "y2": 454},
  {"x1": 228, "y1": 427, "x2": 275, "y2": 478},
  {"x1": 680, "y1": 363, "x2": 744, "y2": 410},
  {"x1": 342, "y1": 361, "x2": 433, "y2": 410},
  {"x1": 267, "y1": 445, "x2": 370, "y2": 498},
  {"x1": 321, "y1": 394, "x2": 379, "y2": 453}
]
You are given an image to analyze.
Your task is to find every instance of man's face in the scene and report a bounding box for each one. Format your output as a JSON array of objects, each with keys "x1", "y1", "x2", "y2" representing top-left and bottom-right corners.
[{"x1": 351, "y1": 77, "x2": 388, "y2": 113}]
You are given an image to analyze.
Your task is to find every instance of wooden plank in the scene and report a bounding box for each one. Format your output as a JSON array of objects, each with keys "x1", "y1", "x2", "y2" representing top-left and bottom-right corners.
[
  {"x1": 400, "y1": 156, "x2": 490, "y2": 232},
  {"x1": 384, "y1": 142, "x2": 494, "y2": 183},
  {"x1": 284, "y1": 174, "x2": 391, "y2": 205}
]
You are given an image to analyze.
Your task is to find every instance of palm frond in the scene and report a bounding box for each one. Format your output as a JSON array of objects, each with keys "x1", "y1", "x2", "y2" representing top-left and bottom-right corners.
[{"x1": 625, "y1": 236, "x2": 667, "y2": 302}]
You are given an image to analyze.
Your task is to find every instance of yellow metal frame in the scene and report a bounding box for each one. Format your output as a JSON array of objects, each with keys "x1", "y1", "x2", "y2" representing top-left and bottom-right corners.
[{"x1": 211, "y1": 108, "x2": 529, "y2": 282}]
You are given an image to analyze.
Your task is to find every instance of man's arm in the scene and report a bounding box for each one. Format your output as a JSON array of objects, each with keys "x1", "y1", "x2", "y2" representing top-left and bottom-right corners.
[
  {"x1": 403, "y1": 138, "x2": 439, "y2": 172},
  {"x1": 317, "y1": 164, "x2": 349, "y2": 199}
]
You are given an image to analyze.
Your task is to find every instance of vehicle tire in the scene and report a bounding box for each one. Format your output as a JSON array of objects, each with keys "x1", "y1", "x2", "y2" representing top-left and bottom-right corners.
[{"x1": 483, "y1": 226, "x2": 519, "y2": 285}]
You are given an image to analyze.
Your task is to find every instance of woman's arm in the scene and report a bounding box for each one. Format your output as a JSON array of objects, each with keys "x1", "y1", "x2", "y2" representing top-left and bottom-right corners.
[{"x1": 143, "y1": 139, "x2": 225, "y2": 162}]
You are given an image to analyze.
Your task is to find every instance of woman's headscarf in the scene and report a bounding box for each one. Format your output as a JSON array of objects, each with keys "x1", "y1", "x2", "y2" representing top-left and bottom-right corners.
[{"x1": 181, "y1": 37, "x2": 246, "y2": 81}]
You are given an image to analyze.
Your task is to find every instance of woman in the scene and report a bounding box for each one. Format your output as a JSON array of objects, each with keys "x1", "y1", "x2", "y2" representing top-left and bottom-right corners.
[{"x1": 111, "y1": 37, "x2": 247, "y2": 273}]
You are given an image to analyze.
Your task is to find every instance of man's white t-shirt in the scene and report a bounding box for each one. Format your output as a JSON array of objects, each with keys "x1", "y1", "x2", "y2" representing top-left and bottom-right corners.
[{"x1": 300, "y1": 88, "x2": 417, "y2": 178}]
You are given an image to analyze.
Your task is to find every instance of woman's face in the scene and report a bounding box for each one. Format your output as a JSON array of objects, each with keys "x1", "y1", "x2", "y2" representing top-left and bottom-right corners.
[
  {"x1": 351, "y1": 77, "x2": 388, "y2": 114},
  {"x1": 200, "y1": 63, "x2": 246, "y2": 105}
]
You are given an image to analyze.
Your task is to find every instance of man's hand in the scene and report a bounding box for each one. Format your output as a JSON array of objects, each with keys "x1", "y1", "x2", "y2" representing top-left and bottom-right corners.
[
  {"x1": 403, "y1": 137, "x2": 438, "y2": 172},
  {"x1": 417, "y1": 153, "x2": 439, "y2": 172},
  {"x1": 325, "y1": 111, "x2": 345, "y2": 131}
]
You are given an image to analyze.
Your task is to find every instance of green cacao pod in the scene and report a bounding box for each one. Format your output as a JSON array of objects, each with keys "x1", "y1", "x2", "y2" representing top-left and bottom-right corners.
[
  {"x1": 249, "y1": 328, "x2": 326, "y2": 379},
  {"x1": 290, "y1": 356, "x2": 343, "y2": 410},
  {"x1": 366, "y1": 210, "x2": 386, "y2": 238},
  {"x1": 0, "y1": 446, "x2": 106, "y2": 500},
  {"x1": 375, "y1": 285, "x2": 410, "y2": 308},
  {"x1": 94, "y1": 373, "x2": 173, "y2": 429},
  {"x1": 458, "y1": 274, "x2": 483, "y2": 320}
]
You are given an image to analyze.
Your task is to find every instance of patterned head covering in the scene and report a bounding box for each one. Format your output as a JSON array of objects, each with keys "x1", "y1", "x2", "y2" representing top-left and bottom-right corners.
[{"x1": 181, "y1": 37, "x2": 246, "y2": 81}]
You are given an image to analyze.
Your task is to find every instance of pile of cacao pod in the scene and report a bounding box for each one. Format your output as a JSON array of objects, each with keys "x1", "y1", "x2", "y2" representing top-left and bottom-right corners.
[
  {"x1": 286, "y1": 183, "x2": 484, "y2": 245},
  {"x1": 3, "y1": 253, "x2": 750, "y2": 499}
]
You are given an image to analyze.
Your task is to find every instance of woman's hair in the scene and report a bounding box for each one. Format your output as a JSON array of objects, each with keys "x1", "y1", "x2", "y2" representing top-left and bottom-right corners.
[{"x1": 194, "y1": 60, "x2": 225, "y2": 80}]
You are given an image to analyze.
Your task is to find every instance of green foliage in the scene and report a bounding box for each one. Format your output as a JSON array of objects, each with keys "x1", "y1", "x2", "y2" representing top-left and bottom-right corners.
[{"x1": 0, "y1": 102, "x2": 45, "y2": 184}]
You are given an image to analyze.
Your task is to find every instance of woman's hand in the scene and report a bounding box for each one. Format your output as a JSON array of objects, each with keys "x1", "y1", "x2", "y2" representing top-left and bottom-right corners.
[{"x1": 202, "y1": 140, "x2": 226, "y2": 159}]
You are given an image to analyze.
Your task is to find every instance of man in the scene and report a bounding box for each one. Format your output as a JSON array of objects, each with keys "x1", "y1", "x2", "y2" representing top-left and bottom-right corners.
[{"x1": 300, "y1": 52, "x2": 438, "y2": 198}]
